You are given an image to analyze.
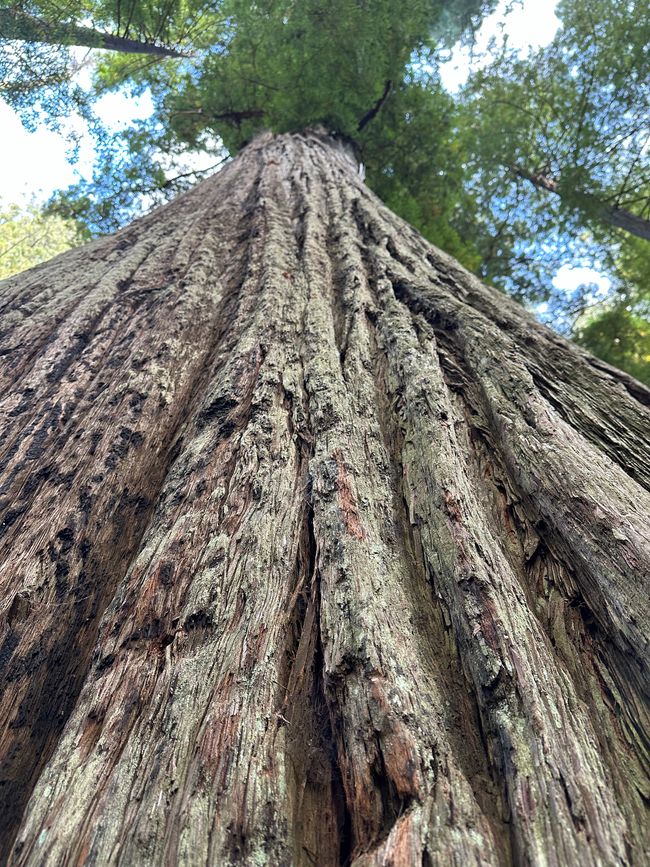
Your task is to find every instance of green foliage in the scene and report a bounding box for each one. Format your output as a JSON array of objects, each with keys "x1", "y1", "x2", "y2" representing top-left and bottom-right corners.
[
  {"x1": 362, "y1": 77, "x2": 482, "y2": 272},
  {"x1": 48, "y1": 122, "x2": 227, "y2": 235},
  {"x1": 1, "y1": 2, "x2": 90, "y2": 135},
  {"x1": 575, "y1": 237, "x2": 650, "y2": 384},
  {"x1": 97, "y1": 0, "x2": 493, "y2": 151},
  {"x1": 455, "y1": 0, "x2": 650, "y2": 381},
  {"x1": 577, "y1": 306, "x2": 650, "y2": 385},
  {"x1": 0, "y1": 200, "x2": 84, "y2": 278},
  {"x1": 4, "y1": 0, "x2": 649, "y2": 386},
  {"x1": 2, "y1": 0, "x2": 493, "y2": 144}
]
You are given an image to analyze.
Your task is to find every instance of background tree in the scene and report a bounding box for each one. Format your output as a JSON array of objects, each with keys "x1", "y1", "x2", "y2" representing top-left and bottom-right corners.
[
  {"x1": 0, "y1": 0, "x2": 209, "y2": 139},
  {"x1": 0, "y1": 4, "x2": 187, "y2": 57},
  {"x1": 0, "y1": 199, "x2": 84, "y2": 279},
  {"x1": 460, "y1": 0, "x2": 650, "y2": 379}
]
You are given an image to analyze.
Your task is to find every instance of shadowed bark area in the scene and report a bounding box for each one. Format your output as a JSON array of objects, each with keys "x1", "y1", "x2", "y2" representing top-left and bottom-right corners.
[{"x1": 0, "y1": 130, "x2": 648, "y2": 866}]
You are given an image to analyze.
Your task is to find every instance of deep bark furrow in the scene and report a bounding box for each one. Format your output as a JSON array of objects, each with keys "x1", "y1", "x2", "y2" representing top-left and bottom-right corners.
[{"x1": 1, "y1": 130, "x2": 648, "y2": 866}]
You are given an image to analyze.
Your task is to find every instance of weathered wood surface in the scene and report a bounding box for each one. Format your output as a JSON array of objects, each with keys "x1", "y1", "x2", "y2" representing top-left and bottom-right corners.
[{"x1": 0, "y1": 130, "x2": 648, "y2": 866}]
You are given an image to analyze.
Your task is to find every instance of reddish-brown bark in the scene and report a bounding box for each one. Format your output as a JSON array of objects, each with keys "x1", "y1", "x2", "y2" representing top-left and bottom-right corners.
[{"x1": 0, "y1": 130, "x2": 648, "y2": 866}]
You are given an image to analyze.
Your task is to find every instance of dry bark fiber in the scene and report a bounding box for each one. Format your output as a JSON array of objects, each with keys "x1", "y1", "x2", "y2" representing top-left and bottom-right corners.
[{"x1": 0, "y1": 129, "x2": 648, "y2": 866}]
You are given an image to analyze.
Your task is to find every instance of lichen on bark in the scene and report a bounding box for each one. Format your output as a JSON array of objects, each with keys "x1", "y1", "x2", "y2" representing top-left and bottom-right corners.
[{"x1": 0, "y1": 130, "x2": 648, "y2": 866}]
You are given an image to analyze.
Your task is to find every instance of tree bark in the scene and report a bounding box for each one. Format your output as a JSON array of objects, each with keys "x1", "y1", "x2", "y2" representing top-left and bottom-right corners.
[
  {"x1": 0, "y1": 9, "x2": 184, "y2": 58},
  {"x1": 0, "y1": 129, "x2": 648, "y2": 866},
  {"x1": 513, "y1": 165, "x2": 650, "y2": 243}
]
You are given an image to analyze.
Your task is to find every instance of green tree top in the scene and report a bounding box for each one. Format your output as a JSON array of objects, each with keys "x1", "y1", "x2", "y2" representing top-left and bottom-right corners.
[{"x1": 2, "y1": 0, "x2": 648, "y2": 384}]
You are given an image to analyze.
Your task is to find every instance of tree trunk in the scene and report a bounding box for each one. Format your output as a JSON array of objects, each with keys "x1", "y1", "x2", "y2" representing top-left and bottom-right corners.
[
  {"x1": 513, "y1": 165, "x2": 650, "y2": 243},
  {"x1": 0, "y1": 9, "x2": 184, "y2": 58},
  {"x1": 0, "y1": 130, "x2": 648, "y2": 867}
]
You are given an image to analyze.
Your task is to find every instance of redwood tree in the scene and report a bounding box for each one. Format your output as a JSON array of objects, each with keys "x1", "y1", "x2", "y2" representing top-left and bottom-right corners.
[{"x1": 0, "y1": 129, "x2": 648, "y2": 865}]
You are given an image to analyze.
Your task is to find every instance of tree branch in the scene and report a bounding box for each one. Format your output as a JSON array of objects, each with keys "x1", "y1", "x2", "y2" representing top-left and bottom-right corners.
[
  {"x1": 212, "y1": 109, "x2": 264, "y2": 125},
  {"x1": 512, "y1": 164, "x2": 650, "y2": 243},
  {"x1": 357, "y1": 79, "x2": 392, "y2": 132}
]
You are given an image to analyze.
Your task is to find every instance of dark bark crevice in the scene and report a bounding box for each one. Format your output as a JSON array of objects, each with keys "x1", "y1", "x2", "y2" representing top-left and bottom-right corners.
[{"x1": 282, "y1": 493, "x2": 354, "y2": 867}]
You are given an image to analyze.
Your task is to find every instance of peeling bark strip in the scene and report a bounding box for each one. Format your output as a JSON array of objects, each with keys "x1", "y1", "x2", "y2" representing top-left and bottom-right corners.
[
  {"x1": 333, "y1": 449, "x2": 365, "y2": 539},
  {"x1": 0, "y1": 130, "x2": 648, "y2": 866}
]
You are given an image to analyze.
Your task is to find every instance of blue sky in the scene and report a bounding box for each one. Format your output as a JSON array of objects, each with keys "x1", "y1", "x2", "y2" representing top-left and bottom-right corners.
[
  {"x1": 0, "y1": 89, "x2": 154, "y2": 204},
  {"x1": 0, "y1": 0, "x2": 606, "y2": 295}
]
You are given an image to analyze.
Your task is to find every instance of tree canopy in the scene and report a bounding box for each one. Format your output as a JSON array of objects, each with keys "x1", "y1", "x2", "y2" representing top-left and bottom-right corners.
[
  {"x1": 0, "y1": 199, "x2": 83, "y2": 278},
  {"x1": 1, "y1": 0, "x2": 648, "y2": 382},
  {"x1": 461, "y1": 0, "x2": 650, "y2": 382}
]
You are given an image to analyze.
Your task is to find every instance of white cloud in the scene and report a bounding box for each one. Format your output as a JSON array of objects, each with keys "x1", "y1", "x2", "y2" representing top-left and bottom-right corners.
[
  {"x1": 95, "y1": 88, "x2": 154, "y2": 130},
  {"x1": 553, "y1": 264, "x2": 611, "y2": 295},
  {"x1": 439, "y1": 0, "x2": 561, "y2": 91},
  {"x1": 0, "y1": 88, "x2": 154, "y2": 206}
]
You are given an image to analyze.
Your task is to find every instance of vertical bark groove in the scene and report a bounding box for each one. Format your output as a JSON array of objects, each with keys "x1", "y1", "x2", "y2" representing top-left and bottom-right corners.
[{"x1": 0, "y1": 129, "x2": 648, "y2": 866}]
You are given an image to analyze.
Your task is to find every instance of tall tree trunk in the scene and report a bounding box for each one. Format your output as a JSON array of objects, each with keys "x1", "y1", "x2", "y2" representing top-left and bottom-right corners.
[
  {"x1": 0, "y1": 130, "x2": 648, "y2": 867},
  {"x1": 0, "y1": 9, "x2": 184, "y2": 58},
  {"x1": 513, "y1": 165, "x2": 650, "y2": 243}
]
